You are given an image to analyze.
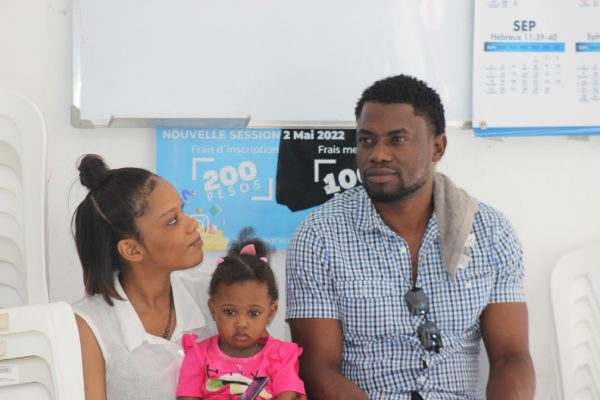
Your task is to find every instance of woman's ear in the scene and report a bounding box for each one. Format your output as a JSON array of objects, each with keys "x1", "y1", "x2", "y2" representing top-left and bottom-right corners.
[{"x1": 117, "y1": 238, "x2": 144, "y2": 263}]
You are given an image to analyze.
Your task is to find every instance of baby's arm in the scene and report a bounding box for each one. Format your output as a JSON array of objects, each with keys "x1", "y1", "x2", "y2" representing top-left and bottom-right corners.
[
  {"x1": 274, "y1": 391, "x2": 306, "y2": 400},
  {"x1": 269, "y1": 341, "x2": 306, "y2": 400},
  {"x1": 177, "y1": 334, "x2": 207, "y2": 399}
]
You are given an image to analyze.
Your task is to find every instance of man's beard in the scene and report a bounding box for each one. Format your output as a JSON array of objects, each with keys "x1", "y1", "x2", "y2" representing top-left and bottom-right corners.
[{"x1": 363, "y1": 173, "x2": 429, "y2": 203}]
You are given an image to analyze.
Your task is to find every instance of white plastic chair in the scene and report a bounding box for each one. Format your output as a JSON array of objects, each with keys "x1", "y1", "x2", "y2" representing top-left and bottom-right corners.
[
  {"x1": 0, "y1": 164, "x2": 23, "y2": 204},
  {"x1": 0, "y1": 237, "x2": 25, "y2": 275},
  {"x1": 0, "y1": 187, "x2": 24, "y2": 227},
  {"x1": 0, "y1": 261, "x2": 25, "y2": 292},
  {"x1": 551, "y1": 243, "x2": 600, "y2": 400},
  {"x1": 0, "y1": 210, "x2": 27, "y2": 308},
  {"x1": 0, "y1": 302, "x2": 84, "y2": 399},
  {"x1": 0, "y1": 213, "x2": 26, "y2": 256},
  {"x1": 0, "y1": 139, "x2": 21, "y2": 177},
  {"x1": 0, "y1": 259, "x2": 26, "y2": 307},
  {"x1": 0, "y1": 89, "x2": 48, "y2": 305}
]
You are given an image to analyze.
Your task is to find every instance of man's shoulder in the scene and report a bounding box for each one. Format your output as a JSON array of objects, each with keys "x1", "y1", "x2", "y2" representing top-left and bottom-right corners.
[
  {"x1": 474, "y1": 201, "x2": 518, "y2": 239},
  {"x1": 475, "y1": 201, "x2": 512, "y2": 224}
]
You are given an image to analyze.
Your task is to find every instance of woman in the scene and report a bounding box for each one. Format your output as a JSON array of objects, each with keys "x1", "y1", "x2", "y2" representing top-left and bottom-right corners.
[{"x1": 72, "y1": 154, "x2": 215, "y2": 400}]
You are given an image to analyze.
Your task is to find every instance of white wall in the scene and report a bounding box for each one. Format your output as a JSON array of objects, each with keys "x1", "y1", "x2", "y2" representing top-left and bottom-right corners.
[{"x1": 3, "y1": 1, "x2": 600, "y2": 399}]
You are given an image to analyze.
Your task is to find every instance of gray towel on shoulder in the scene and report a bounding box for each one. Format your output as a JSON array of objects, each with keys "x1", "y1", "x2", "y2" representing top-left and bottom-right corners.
[{"x1": 433, "y1": 173, "x2": 479, "y2": 281}]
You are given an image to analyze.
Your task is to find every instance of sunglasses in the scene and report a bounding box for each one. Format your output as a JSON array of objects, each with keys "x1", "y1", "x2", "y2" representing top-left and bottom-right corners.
[{"x1": 405, "y1": 287, "x2": 443, "y2": 353}]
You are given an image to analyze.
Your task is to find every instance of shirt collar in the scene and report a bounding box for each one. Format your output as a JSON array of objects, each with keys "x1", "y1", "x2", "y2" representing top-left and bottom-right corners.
[
  {"x1": 355, "y1": 186, "x2": 382, "y2": 233},
  {"x1": 354, "y1": 185, "x2": 440, "y2": 242},
  {"x1": 112, "y1": 273, "x2": 207, "y2": 351},
  {"x1": 353, "y1": 173, "x2": 478, "y2": 280}
]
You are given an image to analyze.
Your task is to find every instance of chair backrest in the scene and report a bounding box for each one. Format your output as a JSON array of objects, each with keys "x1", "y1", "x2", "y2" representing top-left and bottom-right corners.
[
  {"x1": 551, "y1": 243, "x2": 600, "y2": 400},
  {"x1": 0, "y1": 302, "x2": 84, "y2": 399},
  {"x1": 0, "y1": 88, "x2": 48, "y2": 306}
]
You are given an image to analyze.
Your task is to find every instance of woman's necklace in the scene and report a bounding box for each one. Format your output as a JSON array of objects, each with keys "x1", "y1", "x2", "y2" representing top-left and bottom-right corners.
[{"x1": 162, "y1": 287, "x2": 174, "y2": 339}]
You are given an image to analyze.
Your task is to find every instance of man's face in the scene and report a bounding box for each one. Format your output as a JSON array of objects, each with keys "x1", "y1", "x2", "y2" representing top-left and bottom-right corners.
[{"x1": 356, "y1": 102, "x2": 445, "y2": 203}]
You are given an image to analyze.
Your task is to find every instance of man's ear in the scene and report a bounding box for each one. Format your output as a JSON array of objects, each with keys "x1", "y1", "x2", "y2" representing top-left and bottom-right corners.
[
  {"x1": 432, "y1": 132, "x2": 447, "y2": 162},
  {"x1": 117, "y1": 238, "x2": 144, "y2": 263}
]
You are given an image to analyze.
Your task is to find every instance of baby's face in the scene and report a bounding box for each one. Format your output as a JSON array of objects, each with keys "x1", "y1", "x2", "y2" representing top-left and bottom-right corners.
[{"x1": 208, "y1": 281, "x2": 277, "y2": 358}]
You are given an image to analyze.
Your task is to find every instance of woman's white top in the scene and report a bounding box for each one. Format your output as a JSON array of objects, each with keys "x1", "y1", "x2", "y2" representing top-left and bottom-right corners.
[{"x1": 73, "y1": 269, "x2": 216, "y2": 400}]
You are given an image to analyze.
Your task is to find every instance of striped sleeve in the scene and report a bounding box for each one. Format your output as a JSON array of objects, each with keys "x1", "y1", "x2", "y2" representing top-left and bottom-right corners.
[
  {"x1": 285, "y1": 222, "x2": 339, "y2": 320},
  {"x1": 489, "y1": 211, "x2": 526, "y2": 304}
]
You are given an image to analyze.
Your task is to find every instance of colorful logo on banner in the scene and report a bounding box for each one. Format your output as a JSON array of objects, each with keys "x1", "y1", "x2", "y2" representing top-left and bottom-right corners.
[{"x1": 156, "y1": 128, "x2": 359, "y2": 250}]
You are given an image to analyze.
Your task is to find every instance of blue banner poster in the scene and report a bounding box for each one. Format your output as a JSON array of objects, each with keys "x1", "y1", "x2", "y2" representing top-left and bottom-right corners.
[{"x1": 156, "y1": 128, "x2": 314, "y2": 250}]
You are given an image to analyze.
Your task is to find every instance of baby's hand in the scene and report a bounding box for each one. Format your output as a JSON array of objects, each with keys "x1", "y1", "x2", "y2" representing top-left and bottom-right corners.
[{"x1": 274, "y1": 392, "x2": 306, "y2": 400}]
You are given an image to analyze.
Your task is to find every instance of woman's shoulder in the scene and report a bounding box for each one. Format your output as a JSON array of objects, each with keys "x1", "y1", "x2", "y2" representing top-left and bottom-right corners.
[
  {"x1": 73, "y1": 294, "x2": 111, "y2": 319},
  {"x1": 171, "y1": 269, "x2": 211, "y2": 301},
  {"x1": 171, "y1": 270, "x2": 217, "y2": 338},
  {"x1": 72, "y1": 294, "x2": 122, "y2": 362}
]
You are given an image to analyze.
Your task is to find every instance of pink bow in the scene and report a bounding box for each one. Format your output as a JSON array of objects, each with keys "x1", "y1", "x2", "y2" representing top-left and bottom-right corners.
[
  {"x1": 240, "y1": 244, "x2": 256, "y2": 255},
  {"x1": 240, "y1": 244, "x2": 268, "y2": 263}
]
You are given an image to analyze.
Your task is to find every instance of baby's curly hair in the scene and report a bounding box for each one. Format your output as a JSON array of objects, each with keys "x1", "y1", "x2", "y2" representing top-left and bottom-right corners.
[{"x1": 208, "y1": 227, "x2": 278, "y2": 302}]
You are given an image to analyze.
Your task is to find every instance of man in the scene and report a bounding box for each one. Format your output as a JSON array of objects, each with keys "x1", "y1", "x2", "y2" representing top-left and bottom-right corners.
[{"x1": 285, "y1": 75, "x2": 535, "y2": 399}]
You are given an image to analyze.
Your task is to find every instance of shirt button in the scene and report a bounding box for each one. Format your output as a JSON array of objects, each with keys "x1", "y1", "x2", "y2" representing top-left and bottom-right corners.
[
  {"x1": 417, "y1": 375, "x2": 427, "y2": 385},
  {"x1": 465, "y1": 281, "x2": 473, "y2": 289},
  {"x1": 399, "y1": 247, "x2": 408, "y2": 254}
]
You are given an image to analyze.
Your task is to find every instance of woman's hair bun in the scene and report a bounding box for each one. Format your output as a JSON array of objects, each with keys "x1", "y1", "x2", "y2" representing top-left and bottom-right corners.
[{"x1": 77, "y1": 154, "x2": 110, "y2": 191}]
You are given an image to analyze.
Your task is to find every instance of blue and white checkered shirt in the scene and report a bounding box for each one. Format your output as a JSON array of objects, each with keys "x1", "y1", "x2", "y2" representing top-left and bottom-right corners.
[{"x1": 286, "y1": 186, "x2": 525, "y2": 400}]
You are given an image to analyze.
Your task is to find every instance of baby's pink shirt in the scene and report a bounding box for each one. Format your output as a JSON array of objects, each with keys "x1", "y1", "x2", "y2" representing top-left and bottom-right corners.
[{"x1": 177, "y1": 334, "x2": 305, "y2": 399}]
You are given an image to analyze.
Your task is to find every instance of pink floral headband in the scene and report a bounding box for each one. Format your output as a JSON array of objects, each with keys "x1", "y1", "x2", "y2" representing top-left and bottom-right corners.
[{"x1": 216, "y1": 244, "x2": 268, "y2": 265}]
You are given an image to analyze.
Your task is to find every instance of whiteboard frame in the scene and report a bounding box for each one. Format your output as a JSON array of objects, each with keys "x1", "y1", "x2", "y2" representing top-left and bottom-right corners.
[
  {"x1": 71, "y1": 0, "x2": 249, "y2": 129},
  {"x1": 71, "y1": 0, "x2": 472, "y2": 130}
]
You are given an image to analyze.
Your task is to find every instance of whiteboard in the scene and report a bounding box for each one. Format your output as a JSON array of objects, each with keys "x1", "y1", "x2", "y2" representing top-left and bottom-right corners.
[{"x1": 73, "y1": 0, "x2": 473, "y2": 128}]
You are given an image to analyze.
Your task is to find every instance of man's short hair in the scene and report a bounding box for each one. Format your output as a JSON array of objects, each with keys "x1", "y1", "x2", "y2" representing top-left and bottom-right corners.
[{"x1": 354, "y1": 74, "x2": 446, "y2": 136}]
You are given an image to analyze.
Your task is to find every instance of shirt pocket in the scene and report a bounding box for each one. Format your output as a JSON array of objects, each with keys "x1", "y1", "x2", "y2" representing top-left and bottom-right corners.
[
  {"x1": 335, "y1": 279, "x2": 400, "y2": 338},
  {"x1": 443, "y1": 264, "x2": 494, "y2": 333}
]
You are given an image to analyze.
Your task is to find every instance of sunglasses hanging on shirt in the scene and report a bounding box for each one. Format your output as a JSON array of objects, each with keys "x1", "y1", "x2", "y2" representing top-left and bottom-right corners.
[{"x1": 405, "y1": 287, "x2": 443, "y2": 353}]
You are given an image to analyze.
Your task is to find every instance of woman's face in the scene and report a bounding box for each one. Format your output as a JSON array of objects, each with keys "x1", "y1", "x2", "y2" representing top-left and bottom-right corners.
[{"x1": 134, "y1": 178, "x2": 204, "y2": 270}]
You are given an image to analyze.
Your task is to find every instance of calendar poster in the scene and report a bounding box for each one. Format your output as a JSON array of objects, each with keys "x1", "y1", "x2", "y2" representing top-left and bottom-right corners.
[{"x1": 473, "y1": 0, "x2": 600, "y2": 136}]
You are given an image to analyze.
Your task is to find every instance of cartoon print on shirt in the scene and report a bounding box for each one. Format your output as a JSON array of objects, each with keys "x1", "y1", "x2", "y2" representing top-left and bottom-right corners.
[{"x1": 205, "y1": 368, "x2": 272, "y2": 399}]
